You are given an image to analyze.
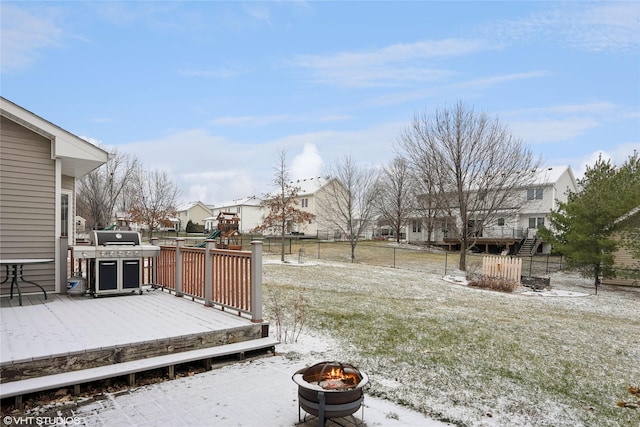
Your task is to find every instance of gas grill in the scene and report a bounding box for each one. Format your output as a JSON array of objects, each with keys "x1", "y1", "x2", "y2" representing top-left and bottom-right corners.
[{"x1": 72, "y1": 231, "x2": 160, "y2": 297}]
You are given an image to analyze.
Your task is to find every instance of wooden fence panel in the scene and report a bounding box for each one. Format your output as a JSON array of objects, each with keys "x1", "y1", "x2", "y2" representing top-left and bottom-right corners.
[{"x1": 482, "y1": 256, "x2": 522, "y2": 285}]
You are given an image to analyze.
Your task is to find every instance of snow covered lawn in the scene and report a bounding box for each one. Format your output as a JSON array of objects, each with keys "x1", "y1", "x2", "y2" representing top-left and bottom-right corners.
[{"x1": 263, "y1": 255, "x2": 640, "y2": 427}]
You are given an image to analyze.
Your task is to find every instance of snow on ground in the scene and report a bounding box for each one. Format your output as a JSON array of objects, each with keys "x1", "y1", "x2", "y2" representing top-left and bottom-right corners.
[
  {"x1": 22, "y1": 331, "x2": 451, "y2": 427},
  {"x1": 260, "y1": 256, "x2": 640, "y2": 427},
  {"x1": 14, "y1": 255, "x2": 639, "y2": 427},
  {"x1": 442, "y1": 274, "x2": 590, "y2": 297}
]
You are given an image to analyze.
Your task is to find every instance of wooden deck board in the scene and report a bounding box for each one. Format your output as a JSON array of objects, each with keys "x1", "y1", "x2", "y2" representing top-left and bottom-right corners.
[{"x1": 1, "y1": 290, "x2": 257, "y2": 366}]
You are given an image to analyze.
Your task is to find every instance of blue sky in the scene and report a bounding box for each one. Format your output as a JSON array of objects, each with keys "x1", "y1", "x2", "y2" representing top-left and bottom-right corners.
[{"x1": 2, "y1": 1, "x2": 639, "y2": 205}]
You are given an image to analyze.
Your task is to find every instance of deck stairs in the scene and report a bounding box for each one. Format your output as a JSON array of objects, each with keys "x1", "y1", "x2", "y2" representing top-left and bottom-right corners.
[
  {"x1": 0, "y1": 337, "x2": 278, "y2": 409},
  {"x1": 518, "y1": 237, "x2": 541, "y2": 256}
]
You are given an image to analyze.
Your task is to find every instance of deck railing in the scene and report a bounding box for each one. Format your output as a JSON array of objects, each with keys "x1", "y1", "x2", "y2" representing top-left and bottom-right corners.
[{"x1": 153, "y1": 239, "x2": 263, "y2": 323}]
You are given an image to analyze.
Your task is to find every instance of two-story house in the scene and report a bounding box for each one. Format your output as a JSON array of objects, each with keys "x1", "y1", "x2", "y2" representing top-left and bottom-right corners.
[
  {"x1": 171, "y1": 201, "x2": 212, "y2": 232},
  {"x1": 204, "y1": 196, "x2": 263, "y2": 234},
  {"x1": 407, "y1": 166, "x2": 578, "y2": 254},
  {"x1": 257, "y1": 176, "x2": 346, "y2": 238}
]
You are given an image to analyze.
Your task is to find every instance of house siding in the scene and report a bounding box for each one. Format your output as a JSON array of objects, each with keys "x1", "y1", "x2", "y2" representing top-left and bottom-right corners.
[
  {"x1": 177, "y1": 202, "x2": 212, "y2": 231},
  {"x1": 602, "y1": 230, "x2": 640, "y2": 286},
  {"x1": 0, "y1": 116, "x2": 56, "y2": 295},
  {"x1": 208, "y1": 204, "x2": 263, "y2": 234}
]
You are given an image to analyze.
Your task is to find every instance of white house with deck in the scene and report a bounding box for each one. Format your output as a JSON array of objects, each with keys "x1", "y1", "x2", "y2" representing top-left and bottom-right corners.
[{"x1": 406, "y1": 166, "x2": 578, "y2": 254}]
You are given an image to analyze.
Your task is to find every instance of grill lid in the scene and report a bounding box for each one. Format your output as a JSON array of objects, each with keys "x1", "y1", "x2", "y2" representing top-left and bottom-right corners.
[{"x1": 91, "y1": 230, "x2": 141, "y2": 246}]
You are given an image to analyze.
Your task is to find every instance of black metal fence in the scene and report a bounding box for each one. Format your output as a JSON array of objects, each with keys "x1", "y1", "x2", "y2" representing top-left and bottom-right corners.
[
  {"x1": 149, "y1": 234, "x2": 638, "y2": 287},
  {"x1": 256, "y1": 237, "x2": 565, "y2": 278}
]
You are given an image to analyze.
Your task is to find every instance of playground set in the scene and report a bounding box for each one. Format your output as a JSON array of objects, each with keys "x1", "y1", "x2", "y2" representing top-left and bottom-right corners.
[{"x1": 198, "y1": 212, "x2": 242, "y2": 250}]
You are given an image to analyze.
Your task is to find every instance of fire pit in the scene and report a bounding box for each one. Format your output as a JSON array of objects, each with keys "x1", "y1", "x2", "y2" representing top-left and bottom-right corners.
[{"x1": 292, "y1": 361, "x2": 368, "y2": 426}]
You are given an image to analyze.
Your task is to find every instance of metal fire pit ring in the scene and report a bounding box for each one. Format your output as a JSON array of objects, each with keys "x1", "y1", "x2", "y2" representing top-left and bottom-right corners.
[{"x1": 292, "y1": 361, "x2": 369, "y2": 426}]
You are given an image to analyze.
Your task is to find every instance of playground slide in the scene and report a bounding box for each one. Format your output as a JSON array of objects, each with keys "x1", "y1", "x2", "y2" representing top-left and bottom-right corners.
[{"x1": 196, "y1": 230, "x2": 222, "y2": 247}]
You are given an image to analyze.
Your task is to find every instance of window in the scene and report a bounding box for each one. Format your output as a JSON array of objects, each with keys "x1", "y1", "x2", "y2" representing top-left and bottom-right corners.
[
  {"x1": 497, "y1": 218, "x2": 505, "y2": 226},
  {"x1": 61, "y1": 190, "x2": 73, "y2": 239},
  {"x1": 301, "y1": 198, "x2": 308, "y2": 208},
  {"x1": 61, "y1": 193, "x2": 69, "y2": 237},
  {"x1": 529, "y1": 217, "x2": 545, "y2": 228},
  {"x1": 412, "y1": 221, "x2": 421, "y2": 233},
  {"x1": 527, "y1": 188, "x2": 543, "y2": 200}
]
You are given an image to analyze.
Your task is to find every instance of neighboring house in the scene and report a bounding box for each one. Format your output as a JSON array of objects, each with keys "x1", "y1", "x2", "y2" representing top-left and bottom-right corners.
[
  {"x1": 257, "y1": 176, "x2": 344, "y2": 237},
  {"x1": 0, "y1": 97, "x2": 110, "y2": 296},
  {"x1": 407, "y1": 166, "x2": 578, "y2": 254},
  {"x1": 289, "y1": 177, "x2": 328, "y2": 236},
  {"x1": 602, "y1": 206, "x2": 640, "y2": 286},
  {"x1": 172, "y1": 201, "x2": 212, "y2": 232},
  {"x1": 204, "y1": 196, "x2": 263, "y2": 234}
]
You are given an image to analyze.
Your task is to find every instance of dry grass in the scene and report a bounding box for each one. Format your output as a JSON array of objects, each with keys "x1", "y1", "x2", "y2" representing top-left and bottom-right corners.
[
  {"x1": 467, "y1": 275, "x2": 521, "y2": 292},
  {"x1": 260, "y1": 238, "x2": 566, "y2": 277},
  {"x1": 263, "y1": 254, "x2": 640, "y2": 427}
]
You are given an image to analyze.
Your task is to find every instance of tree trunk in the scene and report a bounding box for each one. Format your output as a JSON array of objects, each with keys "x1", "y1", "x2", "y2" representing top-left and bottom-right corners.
[{"x1": 459, "y1": 236, "x2": 467, "y2": 271}]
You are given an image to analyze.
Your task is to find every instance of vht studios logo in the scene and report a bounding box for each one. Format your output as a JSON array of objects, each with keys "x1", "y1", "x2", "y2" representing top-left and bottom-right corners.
[{"x1": 3, "y1": 416, "x2": 83, "y2": 426}]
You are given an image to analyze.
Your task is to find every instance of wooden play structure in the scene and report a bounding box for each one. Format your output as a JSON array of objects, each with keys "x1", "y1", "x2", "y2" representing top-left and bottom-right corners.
[{"x1": 199, "y1": 212, "x2": 242, "y2": 250}]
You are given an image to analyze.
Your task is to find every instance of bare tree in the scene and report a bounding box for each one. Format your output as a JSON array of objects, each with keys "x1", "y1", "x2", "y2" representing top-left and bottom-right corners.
[
  {"x1": 252, "y1": 149, "x2": 315, "y2": 262},
  {"x1": 414, "y1": 170, "x2": 442, "y2": 245},
  {"x1": 317, "y1": 156, "x2": 380, "y2": 261},
  {"x1": 376, "y1": 157, "x2": 415, "y2": 244},
  {"x1": 398, "y1": 101, "x2": 541, "y2": 270},
  {"x1": 76, "y1": 148, "x2": 140, "y2": 229},
  {"x1": 127, "y1": 169, "x2": 180, "y2": 237}
]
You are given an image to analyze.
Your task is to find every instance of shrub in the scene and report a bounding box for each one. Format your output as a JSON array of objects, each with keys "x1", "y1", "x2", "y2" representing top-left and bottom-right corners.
[
  {"x1": 186, "y1": 220, "x2": 204, "y2": 233},
  {"x1": 467, "y1": 274, "x2": 520, "y2": 292}
]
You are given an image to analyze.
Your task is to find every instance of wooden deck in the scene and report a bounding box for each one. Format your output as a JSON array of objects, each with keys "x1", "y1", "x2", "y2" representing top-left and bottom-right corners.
[{"x1": 0, "y1": 289, "x2": 271, "y2": 385}]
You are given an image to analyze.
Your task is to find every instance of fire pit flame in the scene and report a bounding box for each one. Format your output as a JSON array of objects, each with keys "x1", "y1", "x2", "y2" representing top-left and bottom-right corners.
[
  {"x1": 319, "y1": 367, "x2": 359, "y2": 390},
  {"x1": 293, "y1": 361, "x2": 368, "y2": 425}
]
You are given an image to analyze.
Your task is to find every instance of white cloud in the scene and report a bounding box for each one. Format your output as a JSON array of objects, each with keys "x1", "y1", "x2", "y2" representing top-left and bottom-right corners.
[
  {"x1": 290, "y1": 143, "x2": 323, "y2": 180},
  {"x1": 292, "y1": 39, "x2": 496, "y2": 87},
  {"x1": 504, "y1": 102, "x2": 617, "y2": 116},
  {"x1": 0, "y1": 4, "x2": 65, "y2": 73},
  {"x1": 484, "y1": 2, "x2": 640, "y2": 53},
  {"x1": 508, "y1": 118, "x2": 601, "y2": 143},
  {"x1": 110, "y1": 122, "x2": 402, "y2": 205},
  {"x1": 367, "y1": 71, "x2": 548, "y2": 107},
  {"x1": 210, "y1": 114, "x2": 293, "y2": 126}
]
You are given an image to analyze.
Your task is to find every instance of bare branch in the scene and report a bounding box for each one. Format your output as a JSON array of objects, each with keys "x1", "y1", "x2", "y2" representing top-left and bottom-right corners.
[{"x1": 398, "y1": 101, "x2": 542, "y2": 270}]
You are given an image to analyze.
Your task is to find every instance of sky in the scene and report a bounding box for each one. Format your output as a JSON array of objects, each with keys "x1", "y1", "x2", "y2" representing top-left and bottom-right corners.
[{"x1": 2, "y1": 1, "x2": 639, "y2": 205}]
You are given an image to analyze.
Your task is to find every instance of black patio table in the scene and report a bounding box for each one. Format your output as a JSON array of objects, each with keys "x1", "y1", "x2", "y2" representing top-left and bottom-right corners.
[{"x1": 0, "y1": 259, "x2": 52, "y2": 306}]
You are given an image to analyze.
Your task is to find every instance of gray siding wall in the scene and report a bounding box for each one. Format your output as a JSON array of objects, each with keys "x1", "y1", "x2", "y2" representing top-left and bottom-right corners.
[
  {"x1": 1, "y1": 116, "x2": 56, "y2": 295},
  {"x1": 62, "y1": 175, "x2": 74, "y2": 191}
]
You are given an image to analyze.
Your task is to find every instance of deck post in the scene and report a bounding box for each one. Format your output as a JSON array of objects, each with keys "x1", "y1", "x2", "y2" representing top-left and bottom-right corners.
[
  {"x1": 151, "y1": 237, "x2": 159, "y2": 285},
  {"x1": 204, "y1": 239, "x2": 215, "y2": 306},
  {"x1": 175, "y1": 238, "x2": 185, "y2": 297},
  {"x1": 250, "y1": 241, "x2": 263, "y2": 323}
]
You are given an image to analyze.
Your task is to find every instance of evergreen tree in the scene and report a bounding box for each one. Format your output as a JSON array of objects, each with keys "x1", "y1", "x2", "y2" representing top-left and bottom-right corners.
[{"x1": 539, "y1": 153, "x2": 640, "y2": 292}]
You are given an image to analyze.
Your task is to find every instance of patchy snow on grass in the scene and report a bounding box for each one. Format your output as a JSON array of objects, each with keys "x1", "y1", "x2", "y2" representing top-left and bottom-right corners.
[{"x1": 263, "y1": 254, "x2": 640, "y2": 427}]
